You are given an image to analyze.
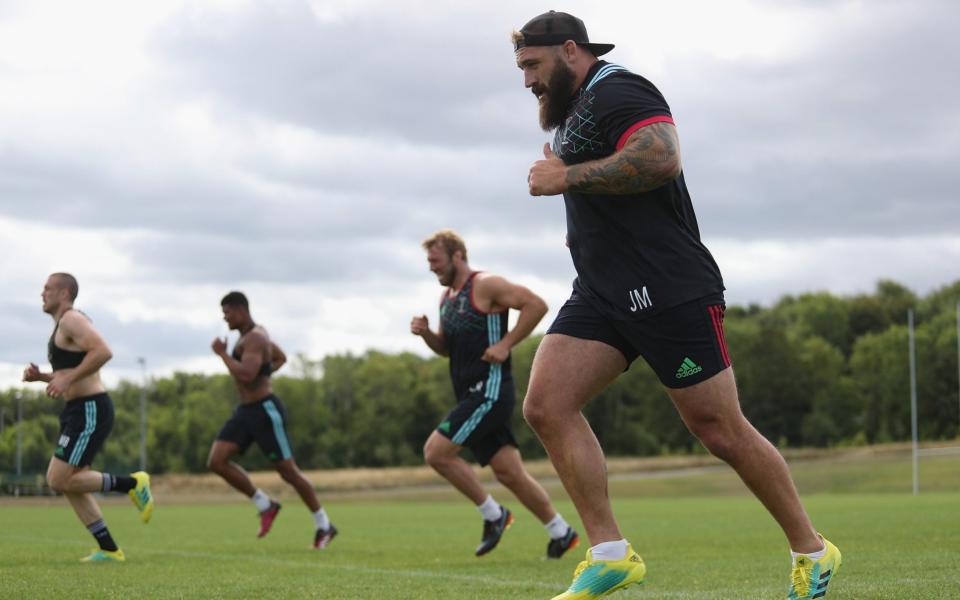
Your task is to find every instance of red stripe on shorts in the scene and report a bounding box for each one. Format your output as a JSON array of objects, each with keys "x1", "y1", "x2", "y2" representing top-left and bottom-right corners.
[{"x1": 709, "y1": 304, "x2": 731, "y2": 367}]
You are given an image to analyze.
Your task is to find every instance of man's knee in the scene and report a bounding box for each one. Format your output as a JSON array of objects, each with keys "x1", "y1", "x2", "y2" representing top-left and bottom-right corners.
[
  {"x1": 46, "y1": 470, "x2": 68, "y2": 493},
  {"x1": 688, "y1": 419, "x2": 740, "y2": 462},
  {"x1": 423, "y1": 437, "x2": 453, "y2": 470},
  {"x1": 492, "y1": 465, "x2": 518, "y2": 488},
  {"x1": 522, "y1": 392, "x2": 553, "y2": 432},
  {"x1": 46, "y1": 460, "x2": 78, "y2": 493},
  {"x1": 423, "y1": 441, "x2": 441, "y2": 469},
  {"x1": 207, "y1": 454, "x2": 227, "y2": 474}
]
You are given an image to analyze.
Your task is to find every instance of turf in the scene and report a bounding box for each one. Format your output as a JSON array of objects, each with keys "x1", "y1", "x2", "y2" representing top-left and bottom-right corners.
[{"x1": 1, "y1": 457, "x2": 959, "y2": 599}]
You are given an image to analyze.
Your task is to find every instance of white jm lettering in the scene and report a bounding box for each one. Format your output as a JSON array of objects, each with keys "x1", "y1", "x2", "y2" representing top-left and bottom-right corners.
[{"x1": 628, "y1": 287, "x2": 652, "y2": 312}]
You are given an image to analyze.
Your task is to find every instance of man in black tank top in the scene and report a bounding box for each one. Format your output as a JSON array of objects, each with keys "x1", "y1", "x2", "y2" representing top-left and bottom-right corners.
[
  {"x1": 22, "y1": 273, "x2": 154, "y2": 563},
  {"x1": 513, "y1": 12, "x2": 841, "y2": 599},
  {"x1": 209, "y1": 291, "x2": 336, "y2": 549},
  {"x1": 411, "y1": 230, "x2": 579, "y2": 559}
]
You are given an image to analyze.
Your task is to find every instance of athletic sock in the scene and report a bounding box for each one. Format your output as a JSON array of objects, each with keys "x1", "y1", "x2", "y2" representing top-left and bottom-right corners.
[
  {"x1": 791, "y1": 533, "x2": 827, "y2": 563},
  {"x1": 477, "y1": 494, "x2": 502, "y2": 521},
  {"x1": 87, "y1": 519, "x2": 119, "y2": 552},
  {"x1": 105, "y1": 473, "x2": 137, "y2": 493},
  {"x1": 591, "y1": 539, "x2": 629, "y2": 561},
  {"x1": 100, "y1": 473, "x2": 136, "y2": 493},
  {"x1": 791, "y1": 546, "x2": 827, "y2": 562},
  {"x1": 313, "y1": 507, "x2": 330, "y2": 531},
  {"x1": 545, "y1": 513, "x2": 571, "y2": 539},
  {"x1": 252, "y1": 489, "x2": 273, "y2": 512}
]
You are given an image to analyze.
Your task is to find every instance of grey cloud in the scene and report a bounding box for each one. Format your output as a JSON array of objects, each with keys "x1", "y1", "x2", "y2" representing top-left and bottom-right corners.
[
  {"x1": 0, "y1": 300, "x2": 208, "y2": 373},
  {"x1": 1, "y1": 301, "x2": 51, "y2": 365},
  {"x1": 665, "y1": 2, "x2": 960, "y2": 239},
  {"x1": 152, "y1": 2, "x2": 531, "y2": 146}
]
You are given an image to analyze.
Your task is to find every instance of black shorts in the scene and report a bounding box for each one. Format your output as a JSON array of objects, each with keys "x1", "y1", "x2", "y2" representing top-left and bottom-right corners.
[
  {"x1": 216, "y1": 395, "x2": 294, "y2": 462},
  {"x1": 548, "y1": 291, "x2": 731, "y2": 389},
  {"x1": 55, "y1": 393, "x2": 114, "y2": 467},
  {"x1": 437, "y1": 374, "x2": 518, "y2": 466}
]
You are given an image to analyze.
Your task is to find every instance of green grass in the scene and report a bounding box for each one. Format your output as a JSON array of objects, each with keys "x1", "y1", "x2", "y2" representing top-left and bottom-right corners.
[{"x1": 1, "y1": 455, "x2": 959, "y2": 599}]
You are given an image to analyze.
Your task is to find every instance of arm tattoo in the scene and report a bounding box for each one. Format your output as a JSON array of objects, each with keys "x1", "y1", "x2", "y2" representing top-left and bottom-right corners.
[{"x1": 566, "y1": 122, "x2": 681, "y2": 194}]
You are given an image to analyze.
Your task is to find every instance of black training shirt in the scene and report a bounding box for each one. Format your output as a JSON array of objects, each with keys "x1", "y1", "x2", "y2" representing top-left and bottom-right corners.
[{"x1": 552, "y1": 61, "x2": 724, "y2": 321}]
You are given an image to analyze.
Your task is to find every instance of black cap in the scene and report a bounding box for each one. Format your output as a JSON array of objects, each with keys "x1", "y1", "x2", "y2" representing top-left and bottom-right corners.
[{"x1": 515, "y1": 10, "x2": 614, "y2": 57}]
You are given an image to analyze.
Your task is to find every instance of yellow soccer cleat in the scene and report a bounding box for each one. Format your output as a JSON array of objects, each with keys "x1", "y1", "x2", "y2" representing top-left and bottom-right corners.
[
  {"x1": 788, "y1": 536, "x2": 841, "y2": 599},
  {"x1": 129, "y1": 471, "x2": 154, "y2": 523},
  {"x1": 80, "y1": 548, "x2": 126, "y2": 563},
  {"x1": 551, "y1": 544, "x2": 646, "y2": 600}
]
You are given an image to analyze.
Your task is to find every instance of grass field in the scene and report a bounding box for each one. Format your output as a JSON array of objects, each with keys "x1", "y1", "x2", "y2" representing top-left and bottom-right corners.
[{"x1": 1, "y1": 452, "x2": 959, "y2": 599}]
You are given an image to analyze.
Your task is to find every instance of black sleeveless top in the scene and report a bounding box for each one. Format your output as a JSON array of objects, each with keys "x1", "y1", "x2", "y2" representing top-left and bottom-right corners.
[
  {"x1": 231, "y1": 344, "x2": 273, "y2": 378},
  {"x1": 48, "y1": 310, "x2": 87, "y2": 371},
  {"x1": 439, "y1": 272, "x2": 512, "y2": 399}
]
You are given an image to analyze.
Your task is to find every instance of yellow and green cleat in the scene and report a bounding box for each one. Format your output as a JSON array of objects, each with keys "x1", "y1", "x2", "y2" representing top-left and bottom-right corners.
[
  {"x1": 551, "y1": 544, "x2": 646, "y2": 600},
  {"x1": 80, "y1": 548, "x2": 125, "y2": 563},
  {"x1": 129, "y1": 471, "x2": 154, "y2": 523},
  {"x1": 788, "y1": 536, "x2": 841, "y2": 599}
]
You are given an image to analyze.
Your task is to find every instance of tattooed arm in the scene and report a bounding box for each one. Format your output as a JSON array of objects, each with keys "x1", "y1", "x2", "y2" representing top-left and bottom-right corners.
[{"x1": 527, "y1": 122, "x2": 681, "y2": 196}]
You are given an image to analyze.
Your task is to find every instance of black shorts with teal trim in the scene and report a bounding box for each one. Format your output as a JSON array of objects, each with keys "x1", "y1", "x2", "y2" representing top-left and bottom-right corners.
[
  {"x1": 216, "y1": 394, "x2": 294, "y2": 462},
  {"x1": 55, "y1": 393, "x2": 114, "y2": 467},
  {"x1": 548, "y1": 291, "x2": 732, "y2": 389},
  {"x1": 438, "y1": 374, "x2": 517, "y2": 466}
]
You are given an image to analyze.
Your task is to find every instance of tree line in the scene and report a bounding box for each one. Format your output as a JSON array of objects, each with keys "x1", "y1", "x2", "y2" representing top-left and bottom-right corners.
[{"x1": 2, "y1": 279, "x2": 958, "y2": 477}]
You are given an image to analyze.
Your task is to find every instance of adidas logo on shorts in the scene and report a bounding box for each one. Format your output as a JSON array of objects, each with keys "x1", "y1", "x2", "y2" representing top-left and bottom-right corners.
[{"x1": 675, "y1": 357, "x2": 703, "y2": 379}]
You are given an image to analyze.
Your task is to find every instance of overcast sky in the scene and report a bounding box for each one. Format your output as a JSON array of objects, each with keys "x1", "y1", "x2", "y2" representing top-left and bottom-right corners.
[{"x1": 2, "y1": 0, "x2": 958, "y2": 389}]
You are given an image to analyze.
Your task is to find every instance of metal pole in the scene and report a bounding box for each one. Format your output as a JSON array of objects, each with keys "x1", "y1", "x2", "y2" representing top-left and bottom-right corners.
[
  {"x1": 908, "y1": 309, "x2": 919, "y2": 496},
  {"x1": 0, "y1": 405, "x2": 5, "y2": 436},
  {"x1": 956, "y1": 302, "x2": 959, "y2": 438},
  {"x1": 137, "y1": 357, "x2": 147, "y2": 471},
  {"x1": 15, "y1": 391, "x2": 22, "y2": 497}
]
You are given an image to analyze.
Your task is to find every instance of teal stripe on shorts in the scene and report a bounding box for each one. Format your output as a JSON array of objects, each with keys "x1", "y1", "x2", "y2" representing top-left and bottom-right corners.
[{"x1": 263, "y1": 399, "x2": 292, "y2": 460}]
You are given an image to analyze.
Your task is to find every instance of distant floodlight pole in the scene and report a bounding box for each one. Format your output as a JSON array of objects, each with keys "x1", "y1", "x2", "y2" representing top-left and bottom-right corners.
[
  {"x1": 15, "y1": 391, "x2": 23, "y2": 498},
  {"x1": 137, "y1": 357, "x2": 147, "y2": 471},
  {"x1": 908, "y1": 309, "x2": 919, "y2": 496}
]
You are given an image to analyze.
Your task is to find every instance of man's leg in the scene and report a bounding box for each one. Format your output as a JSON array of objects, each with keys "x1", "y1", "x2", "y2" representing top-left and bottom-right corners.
[
  {"x1": 667, "y1": 367, "x2": 822, "y2": 553},
  {"x1": 488, "y1": 444, "x2": 580, "y2": 558},
  {"x1": 46, "y1": 459, "x2": 102, "y2": 493},
  {"x1": 487, "y1": 445, "x2": 554, "y2": 523},
  {"x1": 423, "y1": 431, "x2": 487, "y2": 505},
  {"x1": 275, "y1": 458, "x2": 320, "y2": 512},
  {"x1": 522, "y1": 333, "x2": 627, "y2": 546},
  {"x1": 47, "y1": 459, "x2": 123, "y2": 560},
  {"x1": 275, "y1": 458, "x2": 336, "y2": 548},
  {"x1": 206, "y1": 440, "x2": 256, "y2": 497}
]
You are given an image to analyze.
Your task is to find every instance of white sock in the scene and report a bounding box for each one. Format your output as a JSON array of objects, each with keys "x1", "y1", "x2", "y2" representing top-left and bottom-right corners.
[
  {"x1": 251, "y1": 489, "x2": 272, "y2": 513},
  {"x1": 477, "y1": 495, "x2": 502, "y2": 521},
  {"x1": 545, "y1": 513, "x2": 570, "y2": 539},
  {"x1": 791, "y1": 546, "x2": 826, "y2": 562},
  {"x1": 591, "y1": 539, "x2": 629, "y2": 561},
  {"x1": 791, "y1": 534, "x2": 827, "y2": 563},
  {"x1": 313, "y1": 507, "x2": 330, "y2": 531}
]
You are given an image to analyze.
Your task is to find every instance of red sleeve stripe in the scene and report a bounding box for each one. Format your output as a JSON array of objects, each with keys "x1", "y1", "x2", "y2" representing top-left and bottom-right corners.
[
  {"x1": 708, "y1": 304, "x2": 732, "y2": 368},
  {"x1": 615, "y1": 115, "x2": 675, "y2": 151}
]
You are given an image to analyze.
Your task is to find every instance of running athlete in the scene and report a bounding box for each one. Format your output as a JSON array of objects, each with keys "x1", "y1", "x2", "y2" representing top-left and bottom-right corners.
[
  {"x1": 22, "y1": 273, "x2": 153, "y2": 563},
  {"x1": 209, "y1": 291, "x2": 336, "y2": 549},
  {"x1": 411, "y1": 230, "x2": 579, "y2": 559},
  {"x1": 512, "y1": 11, "x2": 840, "y2": 600}
]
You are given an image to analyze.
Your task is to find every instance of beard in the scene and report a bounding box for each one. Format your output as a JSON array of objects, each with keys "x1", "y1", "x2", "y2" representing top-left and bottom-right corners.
[
  {"x1": 535, "y1": 59, "x2": 577, "y2": 131},
  {"x1": 437, "y1": 263, "x2": 456, "y2": 287}
]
